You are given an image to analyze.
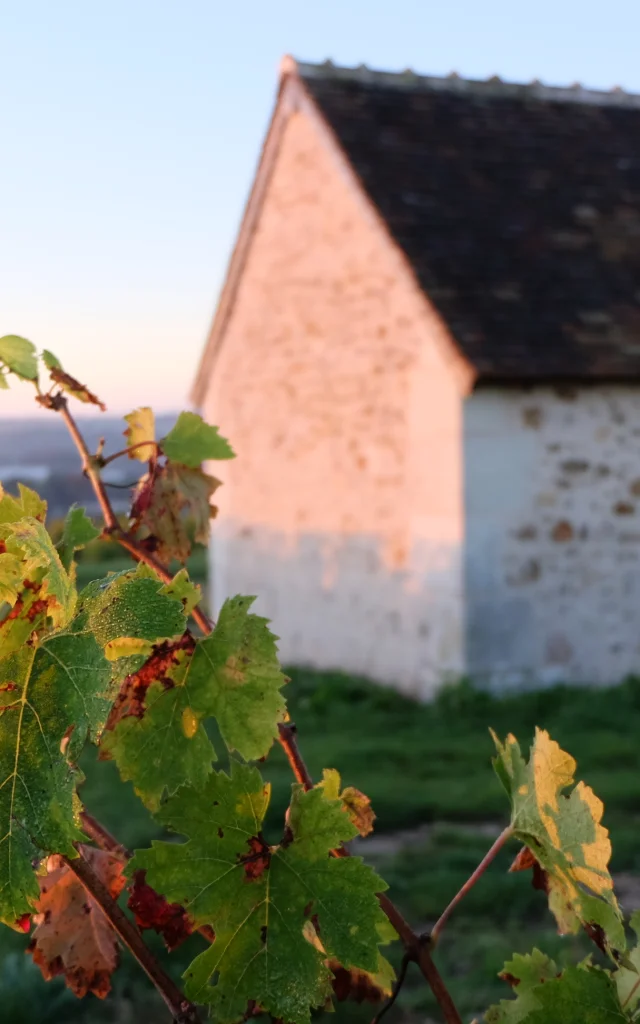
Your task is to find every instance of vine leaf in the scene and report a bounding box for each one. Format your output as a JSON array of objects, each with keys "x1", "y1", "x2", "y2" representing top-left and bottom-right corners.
[
  {"x1": 59, "y1": 505, "x2": 100, "y2": 571},
  {"x1": 99, "y1": 635, "x2": 216, "y2": 811},
  {"x1": 42, "y1": 351, "x2": 106, "y2": 410},
  {"x1": 159, "y1": 567, "x2": 202, "y2": 615},
  {"x1": 129, "y1": 761, "x2": 390, "y2": 1024},
  {"x1": 127, "y1": 868, "x2": 194, "y2": 951},
  {"x1": 28, "y1": 846, "x2": 125, "y2": 999},
  {"x1": 124, "y1": 407, "x2": 156, "y2": 462},
  {"x1": 491, "y1": 728, "x2": 625, "y2": 959},
  {"x1": 0, "y1": 628, "x2": 112, "y2": 925},
  {"x1": 0, "y1": 335, "x2": 38, "y2": 381},
  {"x1": 312, "y1": 915, "x2": 396, "y2": 1005},
  {"x1": 130, "y1": 461, "x2": 221, "y2": 564},
  {"x1": 485, "y1": 956, "x2": 625, "y2": 1022},
  {"x1": 0, "y1": 516, "x2": 76, "y2": 655},
  {"x1": 186, "y1": 594, "x2": 288, "y2": 760},
  {"x1": 99, "y1": 594, "x2": 287, "y2": 808},
  {"x1": 0, "y1": 483, "x2": 47, "y2": 525},
  {"x1": 615, "y1": 911, "x2": 640, "y2": 1012},
  {"x1": 320, "y1": 769, "x2": 376, "y2": 837},
  {"x1": 161, "y1": 411, "x2": 235, "y2": 466},
  {"x1": 77, "y1": 564, "x2": 187, "y2": 649}
]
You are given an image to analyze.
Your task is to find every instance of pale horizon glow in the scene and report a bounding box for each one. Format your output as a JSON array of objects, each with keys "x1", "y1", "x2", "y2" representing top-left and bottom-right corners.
[{"x1": 2, "y1": 0, "x2": 639, "y2": 417}]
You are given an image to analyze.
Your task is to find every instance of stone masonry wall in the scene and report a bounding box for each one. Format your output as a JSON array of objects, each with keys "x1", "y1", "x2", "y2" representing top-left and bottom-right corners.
[
  {"x1": 201, "y1": 105, "x2": 466, "y2": 697},
  {"x1": 464, "y1": 385, "x2": 640, "y2": 686}
]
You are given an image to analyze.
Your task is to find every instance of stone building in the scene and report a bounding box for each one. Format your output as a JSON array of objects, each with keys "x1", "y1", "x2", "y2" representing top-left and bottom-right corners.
[{"x1": 192, "y1": 56, "x2": 640, "y2": 696}]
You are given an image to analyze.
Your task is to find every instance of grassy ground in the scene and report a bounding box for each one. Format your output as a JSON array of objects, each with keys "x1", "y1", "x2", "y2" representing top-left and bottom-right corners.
[
  {"x1": 4, "y1": 670, "x2": 640, "y2": 1022},
  {"x1": 4, "y1": 552, "x2": 640, "y2": 1021}
]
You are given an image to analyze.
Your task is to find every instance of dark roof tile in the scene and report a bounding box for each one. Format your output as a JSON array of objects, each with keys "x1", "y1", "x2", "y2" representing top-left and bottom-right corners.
[{"x1": 296, "y1": 61, "x2": 640, "y2": 378}]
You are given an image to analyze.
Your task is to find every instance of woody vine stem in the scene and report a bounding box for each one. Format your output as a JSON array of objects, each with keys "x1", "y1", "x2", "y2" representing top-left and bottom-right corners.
[{"x1": 41, "y1": 392, "x2": 512, "y2": 1024}]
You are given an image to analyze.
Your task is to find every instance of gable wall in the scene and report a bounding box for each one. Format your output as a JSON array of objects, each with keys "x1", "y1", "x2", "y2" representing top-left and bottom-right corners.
[
  {"x1": 464, "y1": 385, "x2": 640, "y2": 686},
  {"x1": 200, "y1": 105, "x2": 466, "y2": 696}
]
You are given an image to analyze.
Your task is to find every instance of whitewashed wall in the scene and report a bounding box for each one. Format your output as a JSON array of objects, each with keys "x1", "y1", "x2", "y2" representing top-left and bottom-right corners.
[
  {"x1": 464, "y1": 385, "x2": 640, "y2": 687},
  {"x1": 201, "y1": 103, "x2": 469, "y2": 698}
]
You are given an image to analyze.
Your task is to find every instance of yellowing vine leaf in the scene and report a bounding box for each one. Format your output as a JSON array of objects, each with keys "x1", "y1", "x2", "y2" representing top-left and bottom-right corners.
[
  {"x1": 28, "y1": 846, "x2": 125, "y2": 998},
  {"x1": 130, "y1": 761, "x2": 391, "y2": 1024},
  {"x1": 320, "y1": 769, "x2": 376, "y2": 837},
  {"x1": 124, "y1": 407, "x2": 156, "y2": 462},
  {"x1": 0, "y1": 483, "x2": 47, "y2": 525},
  {"x1": 491, "y1": 728, "x2": 624, "y2": 958},
  {"x1": 0, "y1": 516, "x2": 76, "y2": 655}
]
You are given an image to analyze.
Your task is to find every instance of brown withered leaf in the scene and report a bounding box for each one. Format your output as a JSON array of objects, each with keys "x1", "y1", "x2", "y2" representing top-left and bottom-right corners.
[
  {"x1": 128, "y1": 869, "x2": 194, "y2": 951},
  {"x1": 341, "y1": 787, "x2": 376, "y2": 838},
  {"x1": 48, "y1": 366, "x2": 106, "y2": 411},
  {"x1": 320, "y1": 769, "x2": 376, "y2": 837},
  {"x1": 509, "y1": 845, "x2": 538, "y2": 873},
  {"x1": 330, "y1": 963, "x2": 387, "y2": 1005},
  {"x1": 28, "y1": 846, "x2": 125, "y2": 999},
  {"x1": 130, "y1": 461, "x2": 221, "y2": 564},
  {"x1": 509, "y1": 844, "x2": 550, "y2": 894}
]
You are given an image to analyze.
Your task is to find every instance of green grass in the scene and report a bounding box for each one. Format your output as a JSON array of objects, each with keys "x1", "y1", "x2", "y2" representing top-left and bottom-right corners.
[
  {"x1": 74, "y1": 547, "x2": 208, "y2": 592},
  {"x1": 5, "y1": 653, "x2": 640, "y2": 1021}
]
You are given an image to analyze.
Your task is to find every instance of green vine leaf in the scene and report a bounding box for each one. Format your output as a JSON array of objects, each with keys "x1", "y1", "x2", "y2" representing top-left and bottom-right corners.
[
  {"x1": 161, "y1": 412, "x2": 235, "y2": 466},
  {"x1": 486, "y1": 957, "x2": 627, "y2": 1022},
  {"x1": 187, "y1": 595, "x2": 287, "y2": 760},
  {"x1": 129, "y1": 762, "x2": 390, "y2": 1024},
  {"x1": 615, "y1": 911, "x2": 640, "y2": 1012},
  {"x1": 491, "y1": 728, "x2": 625, "y2": 959},
  {"x1": 99, "y1": 593, "x2": 287, "y2": 808},
  {"x1": 77, "y1": 564, "x2": 187, "y2": 649},
  {"x1": 59, "y1": 506, "x2": 100, "y2": 571},
  {"x1": 99, "y1": 636, "x2": 216, "y2": 812},
  {"x1": 0, "y1": 335, "x2": 38, "y2": 381},
  {"x1": 41, "y1": 350, "x2": 62, "y2": 371},
  {"x1": 0, "y1": 626, "x2": 112, "y2": 926}
]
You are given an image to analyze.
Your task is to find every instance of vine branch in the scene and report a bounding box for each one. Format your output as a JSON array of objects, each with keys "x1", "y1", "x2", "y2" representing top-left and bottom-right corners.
[
  {"x1": 276, "y1": 722, "x2": 462, "y2": 1024},
  {"x1": 429, "y1": 825, "x2": 514, "y2": 945},
  {"x1": 64, "y1": 848, "x2": 201, "y2": 1024},
  {"x1": 100, "y1": 440, "x2": 160, "y2": 465},
  {"x1": 53, "y1": 402, "x2": 462, "y2": 1024},
  {"x1": 47, "y1": 394, "x2": 212, "y2": 634},
  {"x1": 371, "y1": 951, "x2": 410, "y2": 1024}
]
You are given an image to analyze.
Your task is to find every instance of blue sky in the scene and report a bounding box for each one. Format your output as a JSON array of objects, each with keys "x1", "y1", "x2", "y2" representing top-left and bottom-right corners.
[{"x1": 1, "y1": 0, "x2": 638, "y2": 417}]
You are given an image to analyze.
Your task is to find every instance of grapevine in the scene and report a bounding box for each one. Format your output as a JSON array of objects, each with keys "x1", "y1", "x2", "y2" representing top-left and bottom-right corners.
[{"x1": 0, "y1": 331, "x2": 638, "y2": 1023}]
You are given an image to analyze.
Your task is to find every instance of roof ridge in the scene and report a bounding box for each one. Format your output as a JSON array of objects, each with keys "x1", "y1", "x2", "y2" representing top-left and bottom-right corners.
[{"x1": 280, "y1": 54, "x2": 640, "y2": 109}]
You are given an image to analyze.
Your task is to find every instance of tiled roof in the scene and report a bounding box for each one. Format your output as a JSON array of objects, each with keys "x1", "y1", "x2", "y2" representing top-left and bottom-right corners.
[{"x1": 292, "y1": 59, "x2": 640, "y2": 379}]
